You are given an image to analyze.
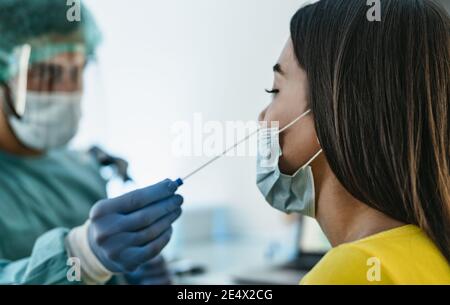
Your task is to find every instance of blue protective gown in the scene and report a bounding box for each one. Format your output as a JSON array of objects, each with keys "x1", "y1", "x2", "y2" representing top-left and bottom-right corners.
[{"x1": 0, "y1": 148, "x2": 107, "y2": 284}]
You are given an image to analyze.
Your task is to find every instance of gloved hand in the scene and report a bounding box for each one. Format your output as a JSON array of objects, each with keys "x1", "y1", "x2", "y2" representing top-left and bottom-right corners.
[
  {"x1": 87, "y1": 179, "x2": 183, "y2": 273},
  {"x1": 124, "y1": 255, "x2": 172, "y2": 285}
]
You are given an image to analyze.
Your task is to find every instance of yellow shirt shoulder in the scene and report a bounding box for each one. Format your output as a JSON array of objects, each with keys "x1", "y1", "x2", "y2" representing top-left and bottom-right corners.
[{"x1": 300, "y1": 225, "x2": 450, "y2": 285}]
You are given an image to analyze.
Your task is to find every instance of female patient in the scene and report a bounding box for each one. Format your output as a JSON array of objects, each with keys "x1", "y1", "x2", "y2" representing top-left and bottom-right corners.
[{"x1": 257, "y1": 0, "x2": 450, "y2": 284}]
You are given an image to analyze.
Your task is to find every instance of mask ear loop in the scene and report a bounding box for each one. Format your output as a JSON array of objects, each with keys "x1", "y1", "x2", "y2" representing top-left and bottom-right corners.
[
  {"x1": 303, "y1": 148, "x2": 323, "y2": 168},
  {"x1": 278, "y1": 109, "x2": 312, "y2": 134},
  {"x1": 277, "y1": 109, "x2": 323, "y2": 171},
  {"x1": 306, "y1": 127, "x2": 324, "y2": 168}
]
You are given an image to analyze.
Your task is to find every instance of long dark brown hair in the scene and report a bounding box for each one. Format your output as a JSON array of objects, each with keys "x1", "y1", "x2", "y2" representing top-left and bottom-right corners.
[{"x1": 291, "y1": 0, "x2": 450, "y2": 261}]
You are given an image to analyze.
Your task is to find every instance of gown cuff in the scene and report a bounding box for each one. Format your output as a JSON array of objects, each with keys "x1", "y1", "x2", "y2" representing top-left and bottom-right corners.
[{"x1": 66, "y1": 221, "x2": 113, "y2": 284}]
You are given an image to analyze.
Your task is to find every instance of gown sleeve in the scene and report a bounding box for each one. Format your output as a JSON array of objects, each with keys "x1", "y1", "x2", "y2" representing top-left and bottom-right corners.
[{"x1": 0, "y1": 228, "x2": 79, "y2": 284}]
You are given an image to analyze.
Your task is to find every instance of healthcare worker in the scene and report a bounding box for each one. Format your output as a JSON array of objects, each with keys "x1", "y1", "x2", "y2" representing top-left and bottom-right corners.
[
  {"x1": 257, "y1": 0, "x2": 450, "y2": 284},
  {"x1": 0, "y1": 0, "x2": 182, "y2": 284}
]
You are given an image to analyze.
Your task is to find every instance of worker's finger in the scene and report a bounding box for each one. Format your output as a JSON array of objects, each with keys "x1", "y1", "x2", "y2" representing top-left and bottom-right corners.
[
  {"x1": 121, "y1": 228, "x2": 173, "y2": 271},
  {"x1": 121, "y1": 195, "x2": 183, "y2": 231},
  {"x1": 99, "y1": 209, "x2": 181, "y2": 249},
  {"x1": 90, "y1": 179, "x2": 179, "y2": 217},
  {"x1": 129, "y1": 209, "x2": 182, "y2": 245}
]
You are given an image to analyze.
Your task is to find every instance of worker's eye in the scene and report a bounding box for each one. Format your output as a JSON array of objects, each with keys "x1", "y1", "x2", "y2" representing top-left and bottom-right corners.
[{"x1": 265, "y1": 88, "x2": 280, "y2": 95}]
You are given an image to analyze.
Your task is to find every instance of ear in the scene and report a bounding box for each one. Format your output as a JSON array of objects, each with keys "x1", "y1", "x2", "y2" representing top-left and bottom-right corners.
[{"x1": 0, "y1": 83, "x2": 19, "y2": 118}]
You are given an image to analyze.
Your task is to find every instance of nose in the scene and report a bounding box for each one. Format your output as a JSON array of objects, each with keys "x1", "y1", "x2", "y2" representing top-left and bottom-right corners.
[{"x1": 258, "y1": 107, "x2": 268, "y2": 122}]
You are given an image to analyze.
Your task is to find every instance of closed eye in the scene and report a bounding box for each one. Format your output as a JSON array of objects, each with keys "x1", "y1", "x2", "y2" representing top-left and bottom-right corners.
[{"x1": 265, "y1": 88, "x2": 280, "y2": 94}]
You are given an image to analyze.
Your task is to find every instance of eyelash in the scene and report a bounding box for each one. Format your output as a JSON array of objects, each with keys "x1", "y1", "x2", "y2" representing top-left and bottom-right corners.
[{"x1": 265, "y1": 88, "x2": 280, "y2": 95}]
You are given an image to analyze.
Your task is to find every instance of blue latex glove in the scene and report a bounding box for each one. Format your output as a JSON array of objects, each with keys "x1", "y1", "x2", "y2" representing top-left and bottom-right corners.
[
  {"x1": 124, "y1": 255, "x2": 171, "y2": 285},
  {"x1": 88, "y1": 179, "x2": 183, "y2": 273}
]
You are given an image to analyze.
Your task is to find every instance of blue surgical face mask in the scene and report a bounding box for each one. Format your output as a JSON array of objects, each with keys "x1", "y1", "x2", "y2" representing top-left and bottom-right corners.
[{"x1": 256, "y1": 109, "x2": 322, "y2": 217}]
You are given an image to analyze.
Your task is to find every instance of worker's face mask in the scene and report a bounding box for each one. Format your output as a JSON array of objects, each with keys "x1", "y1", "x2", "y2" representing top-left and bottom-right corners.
[
  {"x1": 8, "y1": 91, "x2": 82, "y2": 151},
  {"x1": 256, "y1": 109, "x2": 322, "y2": 217}
]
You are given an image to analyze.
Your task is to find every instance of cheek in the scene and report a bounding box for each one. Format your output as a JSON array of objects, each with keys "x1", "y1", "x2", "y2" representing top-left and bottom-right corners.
[
  {"x1": 285, "y1": 81, "x2": 309, "y2": 114},
  {"x1": 279, "y1": 116, "x2": 321, "y2": 175},
  {"x1": 261, "y1": 77, "x2": 308, "y2": 123},
  {"x1": 259, "y1": 81, "x2": 318, "y2": 175}
]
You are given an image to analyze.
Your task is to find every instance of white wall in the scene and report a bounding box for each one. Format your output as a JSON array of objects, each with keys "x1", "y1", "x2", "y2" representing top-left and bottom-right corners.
[{"x1": 74, "y1": 0, "x2": 309, "y2": 239}]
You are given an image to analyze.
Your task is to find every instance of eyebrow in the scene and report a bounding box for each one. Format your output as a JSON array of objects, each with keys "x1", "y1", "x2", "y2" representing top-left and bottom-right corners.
[{"x1": 273, "y1": 63, "x2": 284, "y2": 75}]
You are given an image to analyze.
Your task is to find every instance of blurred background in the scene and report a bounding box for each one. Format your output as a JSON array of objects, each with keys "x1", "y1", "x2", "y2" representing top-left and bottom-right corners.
[
  {"x1": 72, "y1": 0, "x2": 328, "y2": 284},
  {"x1": 69, "y1": 0, "x2": 450, "y2": 285},
  {"x1": 443, "y1": 0, "x2": 450, "y2": 12}
]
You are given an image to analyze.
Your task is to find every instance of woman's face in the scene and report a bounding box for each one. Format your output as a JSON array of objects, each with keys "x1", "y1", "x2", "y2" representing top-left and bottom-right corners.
[{"x1": 259, "y1": 39, "x2": 321, "y2": 175}]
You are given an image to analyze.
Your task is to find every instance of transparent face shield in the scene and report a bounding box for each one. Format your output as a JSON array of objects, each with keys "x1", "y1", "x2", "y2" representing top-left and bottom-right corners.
[
  {"x1": 70, "y1": 48, "x2": 109, "y2": 150},
  {"x1": 26, "y1": 47, "x2": 86, "y2": 96},
  {"x1": 1, "y1": 44, "x2": 88, "y2": 151},
  {"x1": 1, "y1": 44, "x2": 31, "y2": 118},
  {"x1": 2, "y1": 43, "x2": 86, "y2": 118}
]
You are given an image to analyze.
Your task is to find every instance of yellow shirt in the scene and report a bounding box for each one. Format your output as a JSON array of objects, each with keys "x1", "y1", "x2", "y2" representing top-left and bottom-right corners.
[{"x1": 300, "y1": 225, "x2": 450, "y2": 285}]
